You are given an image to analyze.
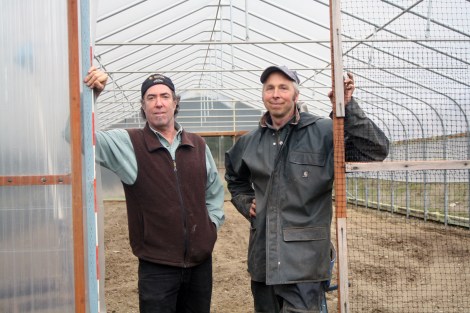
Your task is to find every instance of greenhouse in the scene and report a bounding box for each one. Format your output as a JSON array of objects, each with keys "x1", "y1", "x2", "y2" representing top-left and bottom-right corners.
[{"x1": 1, "y1": 0, "x2": 469, "y2": 312}]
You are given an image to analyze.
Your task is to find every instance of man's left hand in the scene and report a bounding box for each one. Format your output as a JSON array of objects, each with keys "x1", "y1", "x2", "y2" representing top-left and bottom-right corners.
[
  {"x1": 343, "y1": 72, "x2": 355, "y2": 104},
  {"x1": 328, "y1": 72, "x2": 355, "y2": 105}
]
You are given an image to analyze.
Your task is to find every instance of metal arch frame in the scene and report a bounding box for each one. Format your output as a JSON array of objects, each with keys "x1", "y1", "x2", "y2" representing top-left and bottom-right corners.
[
  {"x1": 336, "y1": 2, "x2": 470, "y2": 87},
  {"x1": 93, "y1": 2, "x2": 338, "y2": 124},
  {"x1": 95, "y1": 0, "x2": 470, "y2": 85},
  {"x1": 95, "y1": 0, "x2": 192, "y2": 43},
  {"x1": 91, "y1": 0, "x2": 470, "y2": 226}
]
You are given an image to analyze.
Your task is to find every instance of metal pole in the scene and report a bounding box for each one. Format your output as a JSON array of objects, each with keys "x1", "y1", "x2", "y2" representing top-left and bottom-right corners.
[
  {"x1": 80, "y1": 0, "x2": 100, "y2": 311},
  {"x1": 229, "y1": 0, "x2": 235, "y2": 68},
  {"x1": 244, "y1": 0, "x2": 250, "y2": 40}
]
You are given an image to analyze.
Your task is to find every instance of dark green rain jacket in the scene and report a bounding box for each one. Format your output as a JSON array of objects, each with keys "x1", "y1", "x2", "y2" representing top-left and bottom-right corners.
[{"x1": 225, "y1": 98, "x2": 389, "y2": 285}]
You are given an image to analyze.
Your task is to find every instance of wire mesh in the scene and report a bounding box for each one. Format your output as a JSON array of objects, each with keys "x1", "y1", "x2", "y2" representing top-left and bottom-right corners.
[{"x1": 338, "y1": 0, "x2": 470, "y2": 311}]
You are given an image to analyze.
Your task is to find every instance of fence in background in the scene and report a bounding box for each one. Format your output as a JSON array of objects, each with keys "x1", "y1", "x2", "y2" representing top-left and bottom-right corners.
[{"x1": 334, "y1": 0, "x2": 470, "y2": 311}]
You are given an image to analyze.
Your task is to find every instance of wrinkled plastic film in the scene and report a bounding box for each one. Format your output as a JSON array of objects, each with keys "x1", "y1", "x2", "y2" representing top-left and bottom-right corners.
[{"x1": 0, "y1": 1, "x2": 75, "y2": 312}]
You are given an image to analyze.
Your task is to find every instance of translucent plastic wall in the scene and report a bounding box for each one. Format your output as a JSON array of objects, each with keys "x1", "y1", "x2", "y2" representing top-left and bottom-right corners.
[{"x1": 0, "y1": 1, "x2": 76, "y2": 312}]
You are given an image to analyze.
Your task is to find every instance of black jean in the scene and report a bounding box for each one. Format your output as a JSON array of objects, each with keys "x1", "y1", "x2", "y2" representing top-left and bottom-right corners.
[{"x1": 138, "y1": 257, "x2": 212, "y2": 313}]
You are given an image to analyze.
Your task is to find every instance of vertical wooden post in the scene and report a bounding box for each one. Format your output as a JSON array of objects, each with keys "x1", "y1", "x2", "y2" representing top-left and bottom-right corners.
[
  {"x1": 68, "y1": 0, "x2": 86, "y2": 311},
  {"x1": 329, "y1": 0, "x2": 349, "y2": 312}
]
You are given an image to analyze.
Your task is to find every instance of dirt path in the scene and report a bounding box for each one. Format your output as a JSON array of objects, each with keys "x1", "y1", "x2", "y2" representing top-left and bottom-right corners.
[
  {"x1": 103, "y1": 200, "x2": 253, "y2": 313},
  {"x1": 103, "y1": 200, "x2": 470, "y2": 313}
]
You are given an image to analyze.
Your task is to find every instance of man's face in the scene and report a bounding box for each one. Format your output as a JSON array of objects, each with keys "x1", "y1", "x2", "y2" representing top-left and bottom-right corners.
[
  {"x1": 262, "y1": 72, "x2": 299, "y2": 123},
  {"x1": 141, "y1": 84, "x2": 177, "y2": 132}
]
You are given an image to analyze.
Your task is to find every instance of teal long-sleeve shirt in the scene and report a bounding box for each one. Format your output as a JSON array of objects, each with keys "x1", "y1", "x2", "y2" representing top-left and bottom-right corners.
[{"x1": 95, "y1": 124, "x2": 225, "y2": 230}]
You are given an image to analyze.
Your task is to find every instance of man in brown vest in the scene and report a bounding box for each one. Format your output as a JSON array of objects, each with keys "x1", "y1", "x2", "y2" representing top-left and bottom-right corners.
[{"x1": 84, "y1": 67, "x2": 225, "y2": 313}]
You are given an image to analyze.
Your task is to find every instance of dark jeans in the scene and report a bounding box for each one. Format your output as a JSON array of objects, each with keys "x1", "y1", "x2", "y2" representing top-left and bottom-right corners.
[
  {"x1": 251, "y1": 280, "x2": 327, "y2": 313},
  {"x1": 138, "y1": 257, "x2": 212, "y2": 313}
]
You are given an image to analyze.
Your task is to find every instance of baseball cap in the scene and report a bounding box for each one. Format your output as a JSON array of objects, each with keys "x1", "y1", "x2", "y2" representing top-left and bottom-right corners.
[
  {"x1": 260, "y1": 65, "x2": 300, "y2": 84},
  {"x1": 141, "y1": 74, "x2": 175, "y2": 98}
]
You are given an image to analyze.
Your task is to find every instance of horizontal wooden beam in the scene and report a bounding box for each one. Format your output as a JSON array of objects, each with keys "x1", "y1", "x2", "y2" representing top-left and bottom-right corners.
[
  {"x1": 346, "y1": 160, "x2": 470, "y2": 173},
  {"x1": 0, "y1": 174, "x2": 72, "y2": 186}
]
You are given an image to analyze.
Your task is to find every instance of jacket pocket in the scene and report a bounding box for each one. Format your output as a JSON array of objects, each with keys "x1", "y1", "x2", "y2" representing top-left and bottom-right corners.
[
  {"x1": 283, "y1": 226, "x2": 327, "y2": 242},
  {"x1": 288, "y1": 151, "x2": 326, "y2": 167},
  {"x1": 280, "y1": 226, "x2": 330, "y2": 283}
]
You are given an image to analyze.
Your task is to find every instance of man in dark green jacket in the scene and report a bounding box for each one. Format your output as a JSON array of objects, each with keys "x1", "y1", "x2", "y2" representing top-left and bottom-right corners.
[{"x1": 225, "y1": 66, "x2": 389, "y2": 313}]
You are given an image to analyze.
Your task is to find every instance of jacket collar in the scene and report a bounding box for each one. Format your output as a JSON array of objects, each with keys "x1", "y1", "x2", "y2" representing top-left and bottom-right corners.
[
  {"x1": 297, "y1": 112, "x2": 323, "y2": 128},
  {"x1": 260, "y1": 108, "x2": 300, "y2": 129},
  {"x1": 143, "y1": 122, "x2": 196, "y2": 152}
]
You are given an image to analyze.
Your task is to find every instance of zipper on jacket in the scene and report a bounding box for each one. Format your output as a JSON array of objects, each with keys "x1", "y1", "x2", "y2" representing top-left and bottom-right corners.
[
  {"x1": 271, "y1": 125, "x2": 293, "y2": 280},
  {"x1": 173, "y1": 157, "x2": 189, "y2": 268}
]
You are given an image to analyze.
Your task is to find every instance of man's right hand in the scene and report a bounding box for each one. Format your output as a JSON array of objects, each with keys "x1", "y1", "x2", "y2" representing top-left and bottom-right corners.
[
  {"x1": 84, "y1": 66, "x2": 108, "y2": 96},
  {"x1": 249, "y1": 198, "x2": 256, "y2": 217}
]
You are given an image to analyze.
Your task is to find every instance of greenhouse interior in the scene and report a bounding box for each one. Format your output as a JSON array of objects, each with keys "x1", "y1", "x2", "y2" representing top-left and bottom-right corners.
[{"x1": 1, "y1": 0, "x2": 469, "y2": 312}]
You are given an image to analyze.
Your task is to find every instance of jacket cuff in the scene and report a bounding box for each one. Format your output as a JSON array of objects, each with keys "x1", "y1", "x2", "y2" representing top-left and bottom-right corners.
[
  {"x1": 344, "y1": 97, "x2": 367, "y2": 120},
  {"x1": 231, "y1": 194, "x2": 254, "y2": 220},
  {"x1": 329, "y1": 97, "x2": 365, "y2": 119}
]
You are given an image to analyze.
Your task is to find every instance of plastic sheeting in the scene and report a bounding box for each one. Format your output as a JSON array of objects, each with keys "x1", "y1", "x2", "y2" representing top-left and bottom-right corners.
[{"x1": 1, "y1": 1, "x2": 77, "y2": 312}]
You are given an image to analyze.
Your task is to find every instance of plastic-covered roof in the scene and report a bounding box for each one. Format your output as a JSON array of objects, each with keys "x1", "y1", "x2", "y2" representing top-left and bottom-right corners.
[{"x1": 94, "y1": 0, "x2": 470, "y2": 144}]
